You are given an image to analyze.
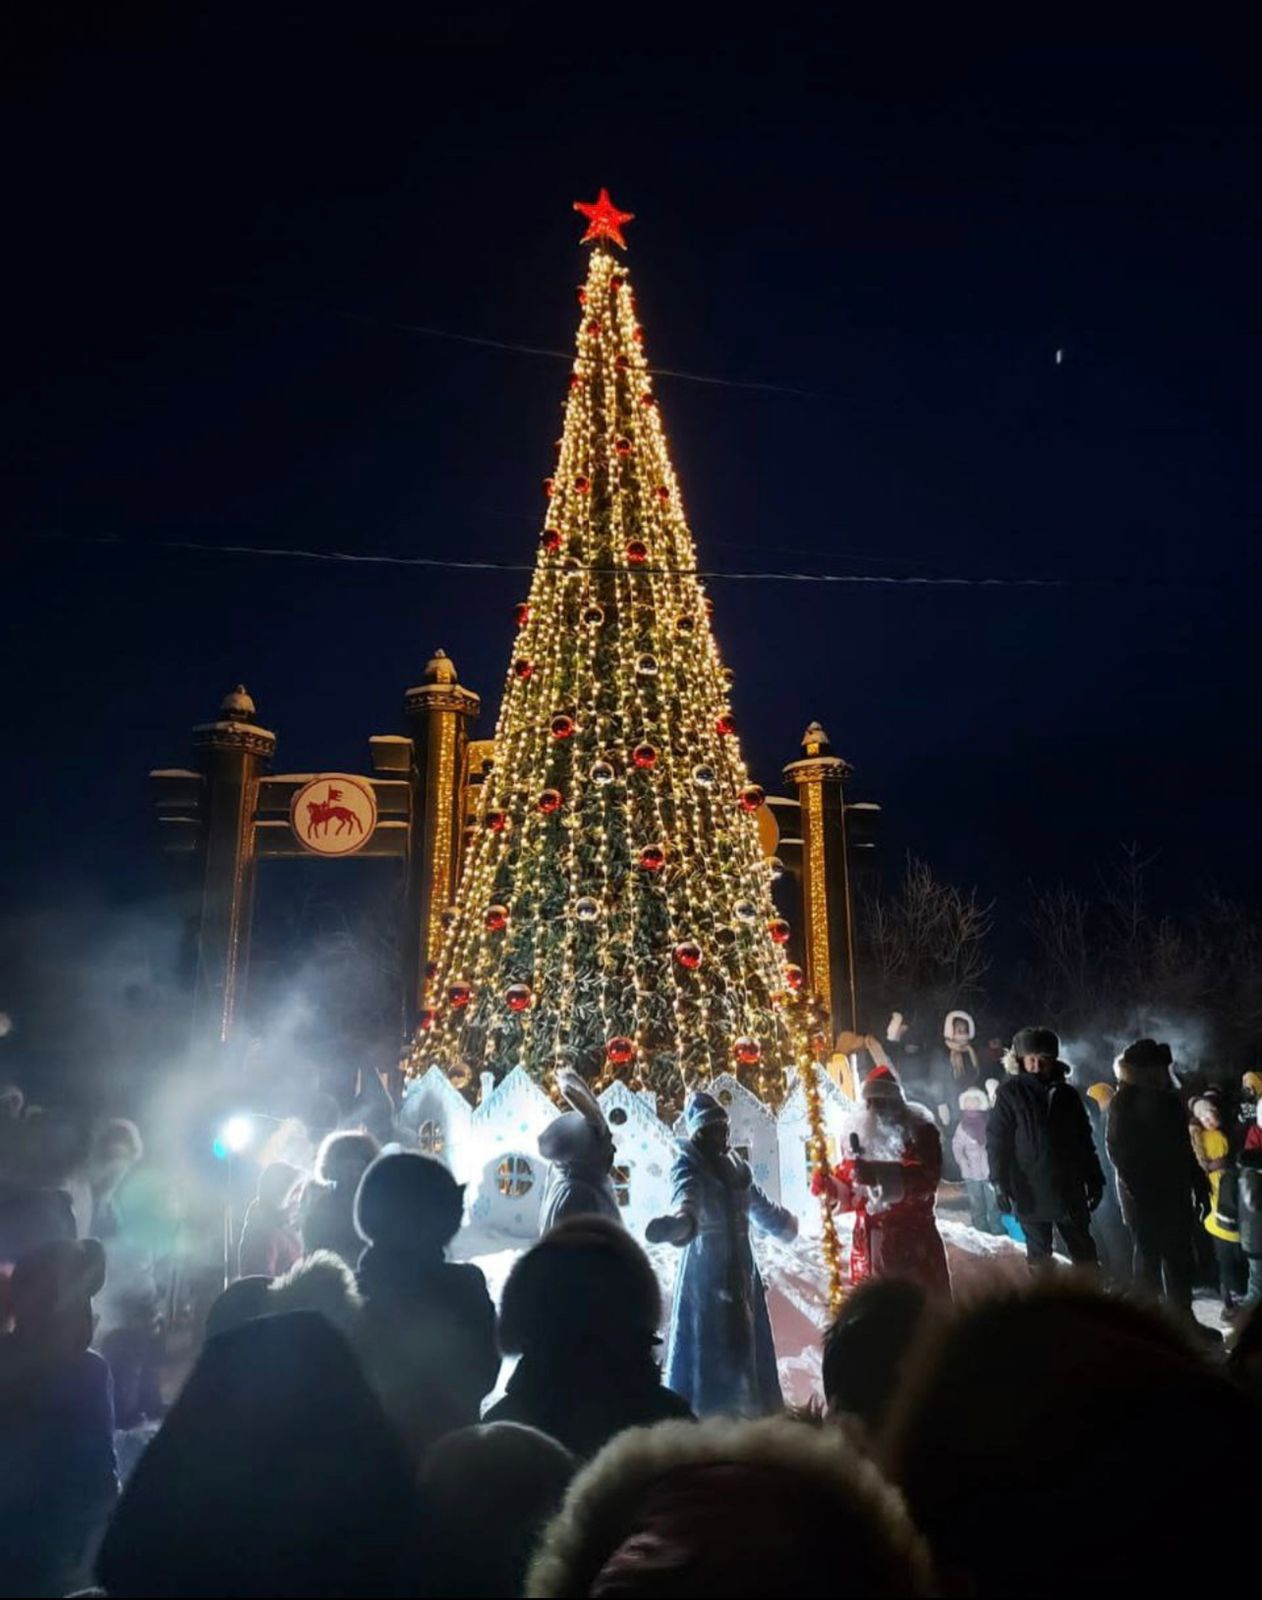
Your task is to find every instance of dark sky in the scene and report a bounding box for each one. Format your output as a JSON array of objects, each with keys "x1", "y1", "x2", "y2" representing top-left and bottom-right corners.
[{"x1": 5, "y1": 16, "x2": 1261, "y2": 1040}]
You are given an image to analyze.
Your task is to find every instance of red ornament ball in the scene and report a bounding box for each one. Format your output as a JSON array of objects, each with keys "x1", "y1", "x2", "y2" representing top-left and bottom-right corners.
[
  {"x1": 587, "y1": 319, "x2": 602, "y2": 336},
  {"x1": 625, "y1": 539, "x2": 649, "y2": 566},
  {"x1": 485, "y1": 810, "x2": 508, "y2": 833},
  {"x1": 615, "y1": 354, "x2": 629, "y2": 372},
  {"x1": 715, "y1": 712, "x2": 737, "y2": 736},
  {"x1": 768, "y1": 918, "x2": 791, "y2": 945},
  {"x1": 505, "y1": 984, "x2": 533, "y2": 1013},
  {"x1": 735, "y1": 1036, "x2": 762, "y2": 1067},
  {"x1": 424, "y1": 959, "x2": 439, "y2": 981},
  {"x1": 739, "y1": 784, "x2": 766, "y2": 814},
  {"x1": 785, "y1": 963, "x2": 805, "y2": 991},
  {"x1": 577, "y1": 287, "x2": 587, "y2": 305},
  {"x1": 704, "y1": 596, "x2": 715, "y2": 619},
  {"x1": 639, "y1": 844, "x2": 666, "y2": 872},
  {"x1": 537, "y1": 788, "x2": 564, "y2": 815},
  {"x1": 656, "y1": 484, "x2": 670, "y2": 503},
  {"x1": 633, "y1": 328, "x2": 645, "y2": 343},
  {"x1": 575, "y1": 474, "x2": 591, "y2": 493},
  {"x1": 632, "y1": 742, "x2": 658, "y2": 770},
  {"x1": 543, "y1": 477, "x2": 556, "y2": 497},
  {"x1": 514, "y1": 601, "x2": 531, "y2": 627},
  {"x1": 639, "y1": 392, "x2": 655, "y2": 408},
  {"x1": 447, "y1": 982, "x2": 472, "y2": 1009},
  {"x1": 615, "y1": 436, "x2": 632, "y2": 457},
  {"x1": 569, "y1": 373, "x2": 583, "y2": 391},
  {"x1": 541, "y1": 527, "x2": 562, "y2": 551},
  {"x1": 606, "y1": 1035, "x2": 635, "y2": 1066},
  {"x1": 550, "y1": 713, "x2": 575, "y2": 740},
  {"x1": 418, "y1": 1008, "x2": 437, "y2": 1033},
  {"x1": 484, "y1": 904, "x2": 509, "y2": 933},
  {"x1": 611, "y1": 275, "x2": 625, "y2": 290},
  {"x1": 674, "y1": 940, "x2": 703, "y2": 971},
  {"x1": 513, "y1": 658, "x2": 534, "y2": 681}
]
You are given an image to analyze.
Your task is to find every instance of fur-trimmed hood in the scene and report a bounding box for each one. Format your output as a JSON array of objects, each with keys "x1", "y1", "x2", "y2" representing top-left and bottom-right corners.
[
  {"x1": 268, "y1": 1249, "x2": 363, "y2": 1339},
  {"x1": 525, "y1": 1416, "x2": 934, "y2": 1598}
]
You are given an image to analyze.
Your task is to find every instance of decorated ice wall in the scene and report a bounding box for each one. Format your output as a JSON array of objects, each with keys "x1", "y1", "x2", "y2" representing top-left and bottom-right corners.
[{"x1": 396, "y1": 1064, "x2": 855, "y2": 1241}]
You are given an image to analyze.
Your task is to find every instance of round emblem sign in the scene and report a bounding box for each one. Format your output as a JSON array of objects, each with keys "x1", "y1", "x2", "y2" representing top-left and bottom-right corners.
[{"x1": 290, "y1": 774, "x2": 378, "y2": 857}]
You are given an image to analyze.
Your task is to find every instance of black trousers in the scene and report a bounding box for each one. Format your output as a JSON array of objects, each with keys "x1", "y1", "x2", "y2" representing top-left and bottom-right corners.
[
  {"x1": 1211, "y1": 1233, "x2": 1248, "y2": 1303},
  {"x1": 1022, "y1": 1212, "x2": 1098, "y2": 1268},
  {"x1": 1129, "y1": 1209, "x2": 1194, "y2": 1312}
]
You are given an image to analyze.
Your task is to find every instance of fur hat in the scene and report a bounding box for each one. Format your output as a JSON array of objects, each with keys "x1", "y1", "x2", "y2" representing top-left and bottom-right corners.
[
  {"x1": 526, "y1": 1417, "x2": 933, "y2": 1598},
  {"x1": 314, "y1": 1130, "x2": 379, "y2": 1186},
  {"x1": 863, "y1": 1064, "x2": 905, "y2": 1104},
  {"x1": 684, "y1": 1091, "x2": 729, "y2": 1136},
  {"x1": 354, "y1": 1149, "x2": 464, "y2": 1248},
  {"x1": 1121, "y1": 1038, "x2": 1173, "y2": 1074},
  {"x1": 958, "y1": 1087, "x2": 989, "y2": 1111},
  {"x1": 499, "y1": 1216, "x2": 661, "y2": 1356},
  {"x1": 1011, "y1": 1026, "x2": 1060, "y2": 1060}
]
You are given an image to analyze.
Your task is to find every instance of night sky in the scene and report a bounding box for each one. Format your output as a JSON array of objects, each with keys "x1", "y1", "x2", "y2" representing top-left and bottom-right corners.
[{"x1": 5, "y1": 17, "x2": 1260, "y2": 1081}]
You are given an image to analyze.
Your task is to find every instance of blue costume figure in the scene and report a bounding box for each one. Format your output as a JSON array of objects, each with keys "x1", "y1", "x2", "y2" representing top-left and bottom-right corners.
[
  {"x1": 646, "y1": 1091, "x2": 797, "y2": 1416},
  {"x1": 537, "y1": 1069, "x2": 621, "y2": 1234}
]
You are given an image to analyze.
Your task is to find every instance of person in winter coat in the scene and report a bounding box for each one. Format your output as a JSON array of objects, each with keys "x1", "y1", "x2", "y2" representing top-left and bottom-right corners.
[
  {"x1": 1105, "y1": 1039, "x2": 1206, "y2": 1313},
  {"x1": 97, "y1": 1311, "x2": 417, "y2": 1599},
  {"x1": 1083, "y1": 1081, "x2": 1131, "y2": 1282},
  {"x1": 1240, "y1": 1102, "x2": 1262, "y2": 1312},
  {"x1": 237, "y1": 1160, "x2": 302, "y2": 1279},
  {"x1": 297, "y1": 1130, "x2": 379, "y2": 1267},
  {"x1": 1190, "y1": 1093, "x2": 1248, "y2": 1317},
  {"x1": 953, "y1": 1087, "x2": 1002, "y2": 1234},
  {"x1": 0, "y1": 1238, "x2": 118, "y2": 1598},
  {"x1": 987, "y1": 1026, "x2": 1104, "y2": 1268},
  {"x1": 485, "y1": 1215, "x2": 692, "y2": 1457},
  {"x1": 354, "y1": 1150, "x2": 499, "y2": 1462},
  {"x1": 536, "y1": 1068, "x2": 620, "y2": 1233},
  {"x1": 815, "y1": 1066, "x2": 952, "y2": 1297},
  {"x1": 646, "y1": 1090, "x2": 796, "y2": 1417}
]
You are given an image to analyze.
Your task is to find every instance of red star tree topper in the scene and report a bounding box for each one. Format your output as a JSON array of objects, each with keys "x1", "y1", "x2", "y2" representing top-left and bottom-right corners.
[{"x1": 574, "y1": 187, "x2": 634, "y2": 249}]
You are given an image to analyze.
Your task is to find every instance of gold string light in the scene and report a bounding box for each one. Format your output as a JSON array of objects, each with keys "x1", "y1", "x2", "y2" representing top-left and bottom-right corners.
[{"x1": 407, "y1": 226, "x2": 800, "y2": 1117}]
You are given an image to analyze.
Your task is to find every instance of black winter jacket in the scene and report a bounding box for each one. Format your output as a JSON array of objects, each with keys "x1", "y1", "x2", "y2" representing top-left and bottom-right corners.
[
  {"x1": 1239, "y1": 1149, "x2": 1262, "y2": 1258},
  {"x1": 987, "y1": 1063, "x2": 1104, "y2": 1223},
  {"x1": 1105, "y1": 1056, "x2": 1207, "y2": 1230}
]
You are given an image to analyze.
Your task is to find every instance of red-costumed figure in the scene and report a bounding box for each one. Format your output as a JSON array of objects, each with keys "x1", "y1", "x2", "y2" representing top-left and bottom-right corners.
[{"x1": 812, "y1": 1065, "x2": 952, "y2": 1299}]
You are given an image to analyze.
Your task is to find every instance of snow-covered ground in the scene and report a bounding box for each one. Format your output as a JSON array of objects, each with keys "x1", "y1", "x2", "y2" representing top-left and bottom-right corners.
[
  {"x1": 455, "y1": 1199, "x2": 1231, "y2": 1412},
  {"x1": 455, "y1": 1209, "x2": 1032, "y2": 1410}
]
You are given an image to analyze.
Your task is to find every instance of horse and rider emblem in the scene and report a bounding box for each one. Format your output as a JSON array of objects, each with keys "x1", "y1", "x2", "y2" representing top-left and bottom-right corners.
[{"x1": 289, "y1": 774, "x2": 378, "y2": 857}]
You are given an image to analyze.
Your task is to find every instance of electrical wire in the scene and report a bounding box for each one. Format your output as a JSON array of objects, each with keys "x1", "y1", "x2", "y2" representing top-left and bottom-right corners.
[{"x1": 17, "y1": 531, "x2": 1236, "y2": 589}]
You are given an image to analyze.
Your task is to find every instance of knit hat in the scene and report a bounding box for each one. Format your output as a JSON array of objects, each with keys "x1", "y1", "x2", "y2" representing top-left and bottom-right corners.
[
  {"x1": 1120, "y1": 1038, "x2": 1173, "y2": 1074},
  {"x1": 1086, "y1": 1082, "x2": 1115, "y2": 1109},
  {"x1": 684, "y1": 1091, "x2": 729, "y2": 1136},
  {"x1": 958, "y1": 1087, "x2": 989, "y2": 1112},
  {"x1": 1242, "y1": 1071, "x2": 1262, "y2": 1098},
  {"x1": 862, "y1": 1065, "x2": 905, "y2": 1104},
  {"x1": 1011, "y1": 1026, "x2": 1060, "y2": 1060}
]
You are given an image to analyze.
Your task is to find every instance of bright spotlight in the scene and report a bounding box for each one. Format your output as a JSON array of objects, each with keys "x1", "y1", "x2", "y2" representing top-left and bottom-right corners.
[{"x1": 223, "y1": 1115, "x2": 254, "y2": 1154}]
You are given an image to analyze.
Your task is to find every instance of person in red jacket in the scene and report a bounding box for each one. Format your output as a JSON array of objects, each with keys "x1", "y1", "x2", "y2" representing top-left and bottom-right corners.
[{"x1": 813, "y1": 1065, "x2": 952, "y2": 1299}]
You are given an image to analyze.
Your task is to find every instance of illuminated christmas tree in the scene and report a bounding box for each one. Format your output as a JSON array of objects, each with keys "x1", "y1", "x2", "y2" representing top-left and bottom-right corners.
[{"x1": 412, "y1": 191, "x2": 815, "y2": 1111}]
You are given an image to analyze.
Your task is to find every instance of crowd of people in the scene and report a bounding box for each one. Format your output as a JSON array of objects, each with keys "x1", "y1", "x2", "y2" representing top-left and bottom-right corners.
[{"x1": 0, "y1": 1025, "x2": 1260, "y2": 1597}]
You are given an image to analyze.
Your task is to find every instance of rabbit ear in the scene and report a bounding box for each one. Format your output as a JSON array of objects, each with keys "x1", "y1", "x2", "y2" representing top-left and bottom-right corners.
[{"x1": 555, "y1": 1067, "x2": 606, "y2": 1125}]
